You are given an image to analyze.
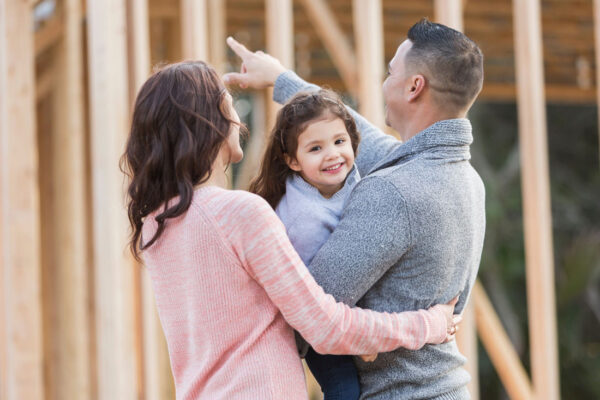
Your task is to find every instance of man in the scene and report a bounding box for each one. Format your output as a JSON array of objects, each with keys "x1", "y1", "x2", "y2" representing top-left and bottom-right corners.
[{"x1": 224, "y1": 19, "x2": 485, "y2": 400}]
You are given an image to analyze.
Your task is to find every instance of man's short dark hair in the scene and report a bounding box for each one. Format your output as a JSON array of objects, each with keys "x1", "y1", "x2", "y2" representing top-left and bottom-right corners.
[{"x1": 406, "y1": 18, "x2": 483, "y2": 111}]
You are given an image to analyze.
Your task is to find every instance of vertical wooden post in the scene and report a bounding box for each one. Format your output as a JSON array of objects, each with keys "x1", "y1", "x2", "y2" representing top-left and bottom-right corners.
[
  {"x1": 434, "y1": 0, "x2": 464, "y2": 32},
  {"x1": 86, "y1": 0, "x2": 140, "y2": 399},
  {"x1": 265, "y1": 0, "x2": 294, "y2": 129},
  {"x1": 352, "y1": 0, "x2": 385, "y2": 129},
  {"x1": 127, "y1": 1, "x2": 172, "y2": 399},
  {"x1": 434, "y1": 3, "x2": 479, "y2": 399},
  {"x1": 181, "y1": 0, "x2": 208, "y2": 60},
  {"x1": 594, "y1": 0, "x2": 600, "y2": 164},
  {"x1": 208, "y1": 0, "x2": 226, "y2": 74},
  {"x1": 0, "y1": 1, "x2": 44, "y2": 399},
  {"x1": 512, "y1": 1, "x2": 560, "y2": 399},
  {"x1": 51, "y1": 0, "x2": 91, "y2": 398}
]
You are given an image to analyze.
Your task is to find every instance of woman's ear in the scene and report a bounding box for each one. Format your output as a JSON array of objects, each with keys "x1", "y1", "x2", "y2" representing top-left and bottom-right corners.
[{"x1": 284, "y1": 153, "x2": 302, "y2": 172}]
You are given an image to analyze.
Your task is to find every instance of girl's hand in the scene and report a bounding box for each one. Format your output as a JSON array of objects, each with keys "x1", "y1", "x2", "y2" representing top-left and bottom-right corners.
[{"x1": 359, "y1": 353, "x2": 378, "y2": 362}]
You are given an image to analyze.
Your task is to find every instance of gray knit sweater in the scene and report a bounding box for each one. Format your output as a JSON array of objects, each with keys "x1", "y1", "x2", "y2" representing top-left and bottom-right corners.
[{"x1": 274, "y1": 71, "x2": 486, "y2": 400}]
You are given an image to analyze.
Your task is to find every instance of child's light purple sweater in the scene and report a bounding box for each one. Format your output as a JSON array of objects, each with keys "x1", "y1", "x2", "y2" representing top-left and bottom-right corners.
[{"x1": 275, "y1": 167, "x2": 360, "y2": 265}]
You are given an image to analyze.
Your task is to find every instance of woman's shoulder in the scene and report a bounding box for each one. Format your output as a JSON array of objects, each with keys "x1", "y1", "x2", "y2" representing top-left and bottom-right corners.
[{"x1": 193, "y1": 186, "x2": 274, "y2": 218}]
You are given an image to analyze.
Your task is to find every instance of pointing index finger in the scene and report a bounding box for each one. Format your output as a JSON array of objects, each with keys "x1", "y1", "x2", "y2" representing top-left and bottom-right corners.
[{"x1": 226, "y1": 36, "x2": 253, "y2": 60}]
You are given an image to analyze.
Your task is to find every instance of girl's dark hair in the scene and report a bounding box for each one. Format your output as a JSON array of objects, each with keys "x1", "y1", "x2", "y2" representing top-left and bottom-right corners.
[
  {"x1": 249, "y1": 89, "x2": 360, "y2": 209},
  {"x1": 121, "y1": 61, "x2": 242, "y2": 260}
]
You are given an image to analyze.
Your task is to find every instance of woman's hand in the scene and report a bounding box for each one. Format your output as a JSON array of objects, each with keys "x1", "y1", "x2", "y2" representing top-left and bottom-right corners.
[
  {"x1": 359, "y1": 353, "x2": 378, "y2": 362},
  {"x1": 223, "y1": 37, "x2": 287, "y2": 89},
  {"x1": 429, "y1": 296, "x2": 462, "y2": 343}
]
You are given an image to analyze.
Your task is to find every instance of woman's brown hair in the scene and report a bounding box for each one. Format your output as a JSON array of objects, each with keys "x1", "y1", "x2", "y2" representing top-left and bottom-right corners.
[
  {"x1": 249, "y1": 89, "x2": 360, "y2": 209},
  {"x1": 121, "y1": 61, "x2": 242, "y2": 260}
]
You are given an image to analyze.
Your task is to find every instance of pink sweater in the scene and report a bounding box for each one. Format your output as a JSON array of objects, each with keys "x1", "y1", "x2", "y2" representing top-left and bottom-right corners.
[{"x1": 142, "y1": 186, "x2": 448, "y2": 400}]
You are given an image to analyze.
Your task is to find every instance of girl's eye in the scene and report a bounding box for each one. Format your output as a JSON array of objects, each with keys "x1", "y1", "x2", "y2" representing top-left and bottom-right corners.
[
  {"x1": 309, "y1": 146, "x2": 321, "y2": 152},
  {"x1": 335, "y1": 139, "x2": 345, "y2": 145}
]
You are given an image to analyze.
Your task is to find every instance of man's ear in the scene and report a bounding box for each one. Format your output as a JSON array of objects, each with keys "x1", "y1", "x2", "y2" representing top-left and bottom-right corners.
[
  {"x1": 407, "y1": 74, "x2": 426, "y2": 102},
  {"x1": 284, "y1": 154, "x2": 302, "y2": 172}
]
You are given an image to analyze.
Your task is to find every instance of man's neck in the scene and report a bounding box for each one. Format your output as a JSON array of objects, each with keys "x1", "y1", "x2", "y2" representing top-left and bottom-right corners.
[{"x1": 398, "y1": 109, "x2": 465, "y2": 142}]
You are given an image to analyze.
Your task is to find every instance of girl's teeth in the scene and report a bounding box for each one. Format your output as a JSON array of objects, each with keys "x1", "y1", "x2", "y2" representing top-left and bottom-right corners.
[{"x1": 324, "y1": 163, "x2": 342, "y2": 171}]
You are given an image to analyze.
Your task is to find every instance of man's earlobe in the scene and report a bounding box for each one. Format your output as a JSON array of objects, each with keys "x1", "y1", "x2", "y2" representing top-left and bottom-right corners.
[{"x1": 408, "y1": 75, "x2": 426, "y2": 102}]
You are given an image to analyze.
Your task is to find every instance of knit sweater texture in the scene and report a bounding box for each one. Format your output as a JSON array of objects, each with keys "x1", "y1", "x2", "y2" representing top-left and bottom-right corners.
[
  {"x1": 142, "y1": 186, "x2": 449, "y2": 400},
  {"x1": 274, "y1": 71, "x2": 486, "y2": 400}
]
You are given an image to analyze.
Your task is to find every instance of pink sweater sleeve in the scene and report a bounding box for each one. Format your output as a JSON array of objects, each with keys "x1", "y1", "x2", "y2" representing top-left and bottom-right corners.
[{"x1": 225, "y1": 192, "x2": 448, "y2": 354}]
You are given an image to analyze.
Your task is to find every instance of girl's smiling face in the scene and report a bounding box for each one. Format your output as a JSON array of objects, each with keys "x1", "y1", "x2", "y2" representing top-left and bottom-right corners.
[{"x1": 285, "y1": 115, "x2": 355, "y2": 198}]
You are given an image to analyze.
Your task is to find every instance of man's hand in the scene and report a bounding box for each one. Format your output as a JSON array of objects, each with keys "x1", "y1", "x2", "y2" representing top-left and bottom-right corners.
[{"x1": 222, "y1": 37, "x2": 286, "y2": 89}]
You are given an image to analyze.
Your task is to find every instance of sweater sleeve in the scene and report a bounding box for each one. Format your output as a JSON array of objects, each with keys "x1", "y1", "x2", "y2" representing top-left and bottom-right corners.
[
  {"x1": 226, "y1": 192, "x2": 448, "y2": 354},
  {"x1": 308, "y1": 177, "x2": 413, "y2": 306},
  {"x1": 273, "y1": 70, "x2": 402, "y2": 176}
]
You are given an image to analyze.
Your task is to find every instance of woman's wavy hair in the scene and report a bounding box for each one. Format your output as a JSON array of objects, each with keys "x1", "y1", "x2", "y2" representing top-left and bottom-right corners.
[
  {"x1": 121, "y1": 61, "x2": 243, "y2": 260},
  {"x1": 249, "y1": 89, "x2": 360, "y2": 209}
]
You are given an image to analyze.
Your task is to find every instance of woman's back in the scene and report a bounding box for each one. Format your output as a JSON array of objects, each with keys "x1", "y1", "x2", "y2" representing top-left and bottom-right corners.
[{"x1": 142, "y1": 186, "x2": 307, "y2": 399}]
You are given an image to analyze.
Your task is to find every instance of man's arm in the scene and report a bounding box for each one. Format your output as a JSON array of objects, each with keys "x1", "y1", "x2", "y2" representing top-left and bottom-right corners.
[
  {"x1": 223, "y1": 37, "x2": 401, "y2": 176},
  {"x1": 307, "y1": 176, "x2": 412, "y2": 306}
]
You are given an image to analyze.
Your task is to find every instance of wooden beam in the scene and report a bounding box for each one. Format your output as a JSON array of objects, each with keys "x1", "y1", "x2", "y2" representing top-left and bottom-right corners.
[
  {"x1": 456, "y1": 301, "x2": 479, "y2": 400},
  {"x1": 126, "y1": 1, "x2": 173, "y2": 399},
  {"x1": 180, "y1": 0, "x2": 208, "y2": 60},
  {"x1": 86, "y1": 0, "x2": 140, "y2": 398},
  {"x1": 235, "y1": 92, "x2": 267, "y2": 190},
  {"x1": 512, "y1": 1, "x2": 560, "y2": 399},
  {"x1": 265, "y1": 0, "x2": 294, "y2": 130},
  {"x1": 208, "y1": 0, "x2": 226, "y2": 74},
  {"x1": 35, "y1": 15, "x2": 63, "y2": 55},
  {"x1": 474, "y1": 281, "x2": 534, "y2": 400},
  {"x1": 594, "y1": 0, "x2": 600, "y2": 165},
  {"x1": 297, "y1": 0, "x2": 357, "y2": 96},
  {"x1": 434, "y1": 0, "x2": 463, "y2": 32},
  {"x1": 50, "y1": 0, "x2": 91, "y2": 398},
  {"x1": 352, "y1": 0, "x2": 385, "y2": 129},
  {"x1": 0, "y1": 0, "x2": 44, "y2": 399}
]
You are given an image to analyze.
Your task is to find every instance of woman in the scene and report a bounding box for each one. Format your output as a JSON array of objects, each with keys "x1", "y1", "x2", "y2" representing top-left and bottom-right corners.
[{"x1": 121, "y1": 61, "x2": 458, "y2": 400}]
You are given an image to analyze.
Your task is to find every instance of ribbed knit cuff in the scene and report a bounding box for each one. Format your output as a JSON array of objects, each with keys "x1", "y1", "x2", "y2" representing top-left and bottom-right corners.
[{"x1": 421, "y1": 306, "x2": 448, "y2": 345}]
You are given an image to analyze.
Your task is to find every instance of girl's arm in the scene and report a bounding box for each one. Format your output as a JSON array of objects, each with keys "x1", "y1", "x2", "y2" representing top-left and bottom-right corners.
[
  {"x1": 273, "y1": 71, "x2": 401, "y2": 176},
  {"x1": 228, "y1": 192, "x2": 451, "y2": 355}
]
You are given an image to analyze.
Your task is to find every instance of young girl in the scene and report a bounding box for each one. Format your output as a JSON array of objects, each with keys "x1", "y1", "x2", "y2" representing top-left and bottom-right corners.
[{"x1": 250, "y1": 90, "x2": 366, "y2": 400}]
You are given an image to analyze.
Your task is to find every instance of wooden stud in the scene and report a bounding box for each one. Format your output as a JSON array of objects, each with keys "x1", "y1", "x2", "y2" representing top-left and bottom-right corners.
[
  {"x1": 434, "y1": 0, "x2": 464, "y2": 32},
  {"x1": 297, "y1": 0, "x2": 357, "y2": 96},
  {"x1": 35, "y1": 15, "x2": 64, "y2": 55},
  {"x1": 0, "y1": 0, "x2": 44, "y2": 399},
  {"x1": 235, "y1": 91, "x2": 267, "y2": 190},
  {"x1": 180, "y1": 0, "x2": 208, "y2": 60},
  {"x1": 594, "y1": 0, "x2": 600, "y2": 165},
  {"x1": 50, "y1": 0, "x2": 91, "y2": 398},
  {"x1": 512, "y1": 1, "x2": 560, "y2": 399},
  {"x1": 474, "y1": 282, "x2": 534, "y2": 400},
  {"x1": 352, "y1": 0, "x2": 385, "y2": 129},
  {"x1": 127, "y1": 1, "x2": 173, "y2": 399},
  {"x1": 265, "y1": 0, "x2": 294, "y2": 130},
  {"x1": 86, "y1": 0, "x2": 140, "y2": 398},
  {"x1": 208, "y1": 0, "x2": 226, "y2": 74}
]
